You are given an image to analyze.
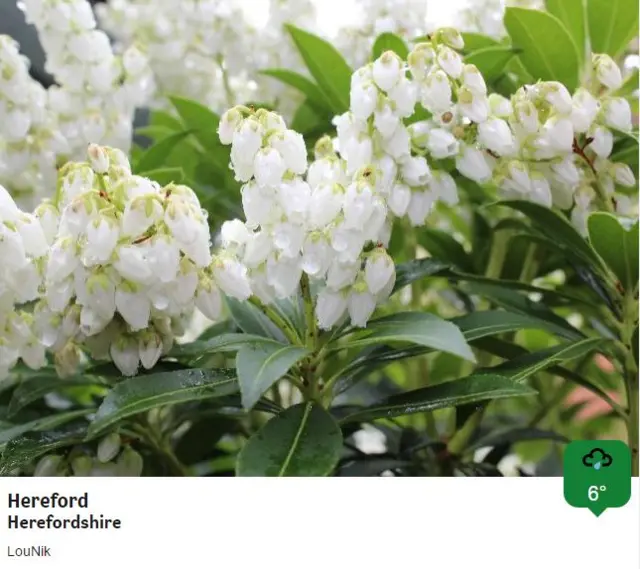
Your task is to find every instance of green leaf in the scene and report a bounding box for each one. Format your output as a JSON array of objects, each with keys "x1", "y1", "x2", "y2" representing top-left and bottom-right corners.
[
  {"x1": 461, "y1": 33, "x2": 501, "y2": 53},
  {"x1": 392, "y1": 258, "x2": 450, "y2": 292},
  {"x1": 497, "y1": 200, "x2": 607, "y2": 274},
  {"x1": 504, "y1": 7, "x2": 580, "y2": 90},
  {"x1": 468, "y1": 426, "x2": 569, "y2": 452},
  {"x1": 135, "y1": 125, "x2": 174, "y2": 144},
  {"x1": 87, "y1": 369, "x2": 238, "y2": 438},
  {"x1": 615, "y1": 68, "x2": 639, "y2": 97},
  {"x1": 345, "y1": 312, "x2": 476, "y2": 362},
  {"x1": 418, "y1": 228, "x2": 475, "y2": 273},
  {"x1": 225, "y1": 296, "x2": 289, "y2": 342},
  {"x1": 0, "y1": 410, "x2": 92, "y2": 448},
  {"x1": 0, "y1": 422, "x2": 87, "y2": 475},
  {"x1": 290, "y1": 100, "x2": 331, "y2": 135},
  {"x1": 170, "y1": 333, "x2": 274, "y2": 358},
  {"x1": 149, "y1": 109, "x2": 183, "y2": 131},
  {"x1": 137, "y1": 167, "x2": 185, "y2": 186},
  {"x1": 587, "y1": 213, "x2": 639, "y2": 290},
  {"x1": 544, "y1": 0, "x2": 587, "y2": 63},
  {"x1": 260, "y1": 69, "x2": 331, "y2": 112},
  {"x1": 341, "y1": 374, "x2": 536, "y2": 424},
  {"x1": 285, "y1": 24, "x2": 353, "y2": 114},
  {"x1": 237, "y1": 402, "x2": 342, "y2": 476},
  {"x1": 134, "y1": 130, "x2": 194, "y2": 174},
  {"x1": 9, "y1": 376, "x2": 107, "y2": 416},
  {"x1": 490, "y1": 338, "x2": 605, "y2": 382},
  {"x1": 169, "y1": 96, "x2": 220, "y2": 150},
  {"x1": 372, "y1": 32, "x2": 409, "y2": 60},
  {"x1": 236, "y1": 341, "x2": 310, "y2": 410},
  {"x1": 465, "y1": 46, "x2": 518, "y2": 82},
  {"x1": 587, "y1": 0, "x2": 639, "y2": 58}
]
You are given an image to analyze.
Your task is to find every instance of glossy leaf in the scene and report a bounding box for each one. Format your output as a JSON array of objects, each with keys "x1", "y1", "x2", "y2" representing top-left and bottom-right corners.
[
  {"x1": 588, "y1": 213, "x2": 639, "y2": 291},
  {"x1": 372, "y1": 32, "x2": 409, "y2": 60},
  {"x1": 497, "y1": 200, "x2": 607, "y2": 274},
  {"x1": 587, "y1": 0, "x2": 639, "y2": 58},
  {"x1": 469, "y1": 426, "x2": 569, "y2": 452},
  {"x1": 9, "y1": 375, "x2": 108, "y2": 416},
  {"x1": 237, "y1": 403, "x2": 343, "y2": 476},
  {"x1": 0, "y1": 422, "x2": 88, "y2": 475},
  {"x1": 285, "y1": 24, "x2": 352, "y2": 114},
  {"x1": 465, "y1": 46, "x2": 518, "y2": 82},
  {"x1": 87, "y1": 369, "x2": 238, "y2": 438},
  {"x1": 236, "y1": 341, "x2": 310, "y2": 410},
  {"x1": 490, "y1": 338, "x2": 606, "y2": 382},
  {"x1": 260, "y1": 69, "x2": 332, "y2": 112},
  {"x1": 461, "y1": 33, "x2": 501, "y2": 52},
  {"x1": 0, "y1": 410, "x2": 92, "y2": 448},
  {"x1": 341, "y1": 374, "x2": 536, "y2": 424},
  {"x1": 170, "y1": 333, "x2": 275, "y2": 357},
  {"x1": 504, "y1": 7, "x2": 580, "y2": 90},
  {"x1": 346, "y1": 312, "x2": 476, "y2": 362},
  {"x1": 392, "y1": 258, "x2": 450, "y2": 292},
  {"x1": 544, "y1": 0, "x2": 587, "y2": 63}
]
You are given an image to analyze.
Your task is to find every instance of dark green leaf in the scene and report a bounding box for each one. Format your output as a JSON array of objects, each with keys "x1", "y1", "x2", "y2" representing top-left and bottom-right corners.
[
  {"x1": 372, "y1": 32, "x2": 409, "y2": 60},
  {"x1": 0, "y1": 422, "x2": 88, "y2": 475},
  {"x1": 338, "y1": 458, "x2": 410, "y2": 476},
  {"x1": 237, "y1": 402, "x2": 342, "y2": 476},
  {"x1": 170, "y1": 333, "x2": 275, "y2": 357},
  {"x1": 392, "y1": 258, "x2": 450, "y2": 292},
  {"x1": 497, "y1": 200, "x2": 607, "y2": 275},
  {"x1": 341, "y1": 374, "x2": 536, "y2": 424},
  {"x1": 291, "y1": 100, "x2": 331, "y2": 135},
  {"x1": 544, "y1": 0, "x2": 587, "y2": 63},
  {"x1": 260, "y1": 69, "x2": 331, "y2": 112},
  {"x1": 236, "y1": 341, "x2": 310, "y2": 410},
  {"x1": 465, "y1": 46, "x2": 518, "y2": 82},
  {"x1": 9, "y1": 376, "x2": 107, "y2": 416},
  {"x1": 490, "y1": 338, "x2": 605, "y2": 381},
  {"x1": 469, "y1": 426, "x2": 569, "y2": 451},
  {"x1": 285, "y1": 24, "x2": 352, "y2": 114},
  {"x1": 87, "y1": 369, "x2": 238, "y2": 438},
  {"x1": 504, "y1": 7, "x2": 580, "y2": 90},
  {"x1": 346, "y1": 312, "x2": 476, "y2": 362},
  {"x1": 418, "y1": 228, "x2": 475, "y2": 272},
  {"x1": 588, "y1": 213, "x2": 639, "y2": 290},
  {"x1": 0, "y1": 410, "x2": 92, "y2": 448},
  {"x1": 587, "y1": 0, "x2": 639, "y2": 58}
]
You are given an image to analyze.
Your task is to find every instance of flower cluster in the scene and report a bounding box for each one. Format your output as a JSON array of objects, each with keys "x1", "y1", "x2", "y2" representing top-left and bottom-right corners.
[
  {"x1": 218, "y1": 107, "x2": 397, "y2": 329},
  {"x1": 21, "y1": 0, "x2": 154, "y2": 158},
  {"x1": 0, "y1": 36, "x2": 67, "y2": 209},
  {"x1": 335, "y1": 0, "x2": 429, "y2": 68},
  {"x1": 0, "y1": 185, "x2": 48, "y2": 380},
  {"x1": 34, "y1": 144, "x2": 249, "y2": 376}
]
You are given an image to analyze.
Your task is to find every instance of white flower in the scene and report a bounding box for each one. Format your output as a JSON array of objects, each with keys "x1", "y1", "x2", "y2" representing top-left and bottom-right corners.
[
  {"x1": 401, "y1": 156, "x2": 431, "y2": 186},
  {"x1": 115, "y1": 286, "x2": 151, "y2": 331},
  {"x1": 514, "y1": 100, "x2": 539, "y2": 134},
  {"x1": 458, "y1": 87, "x2": 489, "y2": 123},
  {"x1": 388, "y1": 182, "x2": 412, "y2": 216},
  {"x1": 83, "y1": 217, "x2": 120, "y2": 265},
  {"x1": 348, "y1": 287, "x2": 377, "y2": 327},
  {"x1": 456, "y1": 145, "x2": 493, "y2": 183},
  {"x1": 426, "y1": 128, "x2": 459, "y2": 159},
  {"x1": 407, "y1": 190, "x2": 434, "y2": 226},
  {"x1": 603, "y1": 98, "x2": 632, "y2": 131},
  {"x1": 571, "y1": 89, "x2": 599, "y2": 133},
  {"x1": 388, "y1": 78, "x2": 418, "y2": 117},
  {"x1": 589, "y1": 125, "x2": 613, "y2": 158},
  {"x1": 87, "y1": 143, "x2": 110, "y2": 173},
  {"x1": 431, "y1": 171, "x2": 458, "y2": 205},
  {"x1": 213, "y1": 257, "x2": 252, "y2": 300},
  {"x1": 421, "y1": 69, "x2": 452, "y2": 112},
  {"x1": 139, "y1": 333, "x2": 163, "y2": 370},
  {"x1": 593, "y1": 54, "x2": 623, "y2": 90},
  {"x1": 381, "y1": 124, "x2": 411, "y2": 159},
  {"x1": 110, "y1": 337, "x2": 140, "y2": 377},
  {"x1": 195, "y1": 279, "x2": 223, "y2": 320},
  {"x1": 365, "y1": 249, "x2": 395, "y2": 294},
  {"x1": 254, "y1": 147, "x2": 287, "y2": 187},
  {"x1": 488, "y1": 94, "x2": 512, "y2": 118},
  {"x1": 540, "y1": 82, "x2": 573, "y2": 115},
  {"x1": 436, "y1": 46, "x2": 463, "y2": 79},
  {"x1": 461, "y1": 64, "x2": 486, "y2": 95},
  {"x1": 316, "y1": 288, "x2": 347, "y2": 330},
  {"x1": 122, "y1": 196, "x2": 163, "y2": 238},
  {"x1": 219, "y1": 108, "x2": 242, "y2": 144},
  {"x1": 272, "y1": 130, "x2": 308, "y2": 174},
  {"x1": 478, "y1": 117, "x2": 515, "y2": 156},
  {"x1": 374, "y1": 103, "x2": 400, "y2": 138},
  {"x1": 351, "y1": 76, "x2": 378, "y2": 121},
  {"x1": 372, "y1": 51, "x2": 403, "y2": 91},
  {"x1": 611, "y1": 163, "x2": 636, "y2": 187},
  {"x1": 534, "y1": 117, "x2": 574, "y2": 158},
  {"x1": 551, "y1": 156, "x2": 580, "y2": 189}
]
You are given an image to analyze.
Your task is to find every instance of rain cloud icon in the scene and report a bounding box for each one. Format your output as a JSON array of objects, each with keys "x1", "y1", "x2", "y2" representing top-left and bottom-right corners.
[{"x1": 582, "y1": 448, "x2": 613, "y2": 470}]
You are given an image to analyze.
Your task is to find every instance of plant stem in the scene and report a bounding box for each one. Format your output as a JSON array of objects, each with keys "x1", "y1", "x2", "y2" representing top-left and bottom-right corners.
[
  {"x1": 249, "y1": 296, "x2": 301, "y2": 345},
  {"x1": 300, "y1": 274, "x2": 318, "y2": 349}
]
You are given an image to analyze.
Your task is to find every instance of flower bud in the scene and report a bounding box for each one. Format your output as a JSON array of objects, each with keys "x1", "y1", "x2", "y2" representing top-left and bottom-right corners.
[
  {"x1": 372, "y1": 51, "x2": 403, "y2": 91},
  {"x1": 87, "y1": 143, "x2": 110, "y2": 173},
  {"x1": 97, "y1": 433, "x2": 122, "y2": 463},
  {"x1": 611, "y1": 163, "x2": 636, "y2": 187},
  {"x1": 434, "y1": 27, "x2": 464, "y2": 50},
  {"x1": 593, "y1": 54, "x2": 623, "y2": 90}
]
